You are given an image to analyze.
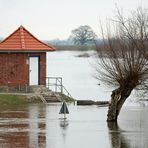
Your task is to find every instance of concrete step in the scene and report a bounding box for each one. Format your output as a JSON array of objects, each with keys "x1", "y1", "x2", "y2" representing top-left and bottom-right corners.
[{"x1": 43, "y1": 96, "x2": 60, "y2": 102}]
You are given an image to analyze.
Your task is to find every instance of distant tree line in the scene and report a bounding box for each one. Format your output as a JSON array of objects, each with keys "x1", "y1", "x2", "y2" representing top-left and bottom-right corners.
[{"x1": 46, "y1": 25, "x2": 98, "y2": 46}]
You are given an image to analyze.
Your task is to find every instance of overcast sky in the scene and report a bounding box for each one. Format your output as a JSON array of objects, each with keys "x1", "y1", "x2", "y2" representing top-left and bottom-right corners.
[{"x1": 0, "y1": 0, "x2": 147, "y2": 40}]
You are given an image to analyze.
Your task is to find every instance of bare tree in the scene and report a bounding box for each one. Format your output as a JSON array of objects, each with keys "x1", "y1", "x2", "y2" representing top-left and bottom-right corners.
[
  {"x1": 96, "y1": 7, "x2": 148, "y2": 122},
  {"x1": 70, "y1": 25, "x2": 97, "y2": 45}
]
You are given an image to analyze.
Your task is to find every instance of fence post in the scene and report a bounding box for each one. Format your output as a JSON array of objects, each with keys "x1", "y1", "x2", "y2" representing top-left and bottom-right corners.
[
  {"x1": 55, "y1": 78, "x2": 57, "y2": 92},
  {"x1": 25, "y1": 84, "x2": 28, "y2": 93},
  {"x1": 61, "y1": 78, "x2": 63, "y2": 94},
  {"x1": 48, "y1": 77, "x2": 49, "y2": 89}
]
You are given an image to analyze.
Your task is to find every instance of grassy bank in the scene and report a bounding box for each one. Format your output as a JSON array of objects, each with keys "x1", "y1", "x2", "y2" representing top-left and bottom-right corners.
[
  {"x1": 55, "y1": 45, "x2": 96, "y2": 51},
  {"x1": 0, "y1": 93, "x2": 75, "y2": 106},
  {"x1": 0, "y1": 94, "x2": 29, "y2": 106},
  {"x1": 61, "y1": 94, "x2": 76, "y2": 102}
]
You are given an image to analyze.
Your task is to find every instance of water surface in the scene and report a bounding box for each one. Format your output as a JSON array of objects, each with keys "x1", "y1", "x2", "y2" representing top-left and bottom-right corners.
[
  {"x1": 47, "y1": 50, "x2": 111, "y2": 101},
  {"x1": 0, "y1": 104, "x2": 148, "y2": 148}
]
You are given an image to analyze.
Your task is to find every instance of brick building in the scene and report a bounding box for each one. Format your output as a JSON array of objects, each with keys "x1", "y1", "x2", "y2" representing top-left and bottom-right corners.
[{"x1": 0, "y1": 26, "x2": 55, "y2": 88}]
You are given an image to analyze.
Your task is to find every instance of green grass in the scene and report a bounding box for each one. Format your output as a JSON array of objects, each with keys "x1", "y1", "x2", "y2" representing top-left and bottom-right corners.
[
  {"x1": 0, "y1": 94, "x2": 28, "y2": 106},
  {"x1": 55, "y1": 45, "x2": 96, "y2": 51}
]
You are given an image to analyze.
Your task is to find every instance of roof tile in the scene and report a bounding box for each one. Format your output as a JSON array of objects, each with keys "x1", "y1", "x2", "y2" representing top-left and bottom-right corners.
[{"x1": 0, "y1": 26, "x2": 55, "y2": 51}]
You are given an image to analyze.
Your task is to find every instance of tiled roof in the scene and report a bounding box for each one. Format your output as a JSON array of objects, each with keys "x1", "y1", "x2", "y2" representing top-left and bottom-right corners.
[{"x1": 0, "y1": 25, "x2": 55, "y2": 51}]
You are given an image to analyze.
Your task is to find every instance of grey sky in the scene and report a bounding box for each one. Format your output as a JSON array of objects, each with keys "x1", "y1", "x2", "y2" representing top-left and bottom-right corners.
[{"x1": 0, "y1": 0, "x2": 147, "y2": 40}]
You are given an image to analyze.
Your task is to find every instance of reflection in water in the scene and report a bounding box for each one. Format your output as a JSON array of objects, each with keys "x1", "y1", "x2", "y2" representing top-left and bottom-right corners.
[
  {"x1": 108, "y1": 122, "x2": 131, "y2": 148},
  {"x1": 59, "y1": 119, "x2": 69, "y2": 129},
  {"x1": 28, "y1": 105, "x2": 46, "y2": 148},
  {"x1": 29, "y1": 105, "x2": 46, "y2": 148},
  {"x1": 29, "y1": 105, "x2": 38, "y2": 147},
  {"x1": 0, "y1": 104, "x2": 148, "y2": 148},
  {"x1": 0, "y1": 107, "x2": 29, "y2": 147},
  {"x1": 59, "y1": 119, "x2": 69, "y2": 144},
  {"x1": 0, "y1": 105, "x2": 46, "y2": 148},
  {"x1": 46, "y1": 104, "x2": 59, "y2": 148}
]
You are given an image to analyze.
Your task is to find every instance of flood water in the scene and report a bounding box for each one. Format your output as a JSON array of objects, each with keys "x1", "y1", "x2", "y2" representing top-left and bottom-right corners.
[
  {"x1": 0, "y1": 103, "x2": 148, "y2": 148},
  {"x1": 46, "y1": 50, "x2": 138, "y2": 104},
  {"x1": 0, "y1": 50, "x2": 147, "y2": 147},
  {"x1": 47, "y1": 50, "x2": 112, "y2": 101}
]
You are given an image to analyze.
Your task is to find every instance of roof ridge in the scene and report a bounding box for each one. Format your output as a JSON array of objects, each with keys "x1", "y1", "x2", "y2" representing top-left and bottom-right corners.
[{"x1": 19, "y1": 26, "x2": 25, "y2": 49}]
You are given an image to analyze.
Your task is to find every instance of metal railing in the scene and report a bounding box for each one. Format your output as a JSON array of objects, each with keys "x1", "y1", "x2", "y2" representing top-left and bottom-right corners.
[{"x1": 46, "y1": 77, "x2": 73, "y2": 98}]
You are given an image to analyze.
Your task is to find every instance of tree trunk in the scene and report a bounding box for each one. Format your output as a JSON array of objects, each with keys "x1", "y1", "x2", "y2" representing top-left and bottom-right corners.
[{"x1": 107, "y1": 87, "x2": 133, "y2": 122}]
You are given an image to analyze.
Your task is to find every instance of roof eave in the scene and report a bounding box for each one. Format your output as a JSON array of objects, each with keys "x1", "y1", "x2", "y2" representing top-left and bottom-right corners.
[{"x1": 0, "y1": 49, "x2": 55, "y2": 53}]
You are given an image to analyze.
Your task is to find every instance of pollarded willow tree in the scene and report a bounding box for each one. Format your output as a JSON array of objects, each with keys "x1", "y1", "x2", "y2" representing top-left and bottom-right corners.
[{"x1": 96, "y1": 7, "x2": 148, "y2": 122}]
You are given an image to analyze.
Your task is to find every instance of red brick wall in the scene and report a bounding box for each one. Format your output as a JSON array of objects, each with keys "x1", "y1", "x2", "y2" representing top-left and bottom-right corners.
[
  {"x1": 38, "y1": 53, "x2": 46, "y2": 85},
  {"x1": 0, "y1": 52, "x2": 46, "y2": 86}
]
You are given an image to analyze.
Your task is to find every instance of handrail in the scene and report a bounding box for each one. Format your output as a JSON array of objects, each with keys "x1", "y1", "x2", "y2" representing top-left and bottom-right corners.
[
  {"x1": 62, "y1": 85, "x2": 73, "y2": 98},
  {"x1": 46, "y1": 77, "x2": 73, "y2": 99}
]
